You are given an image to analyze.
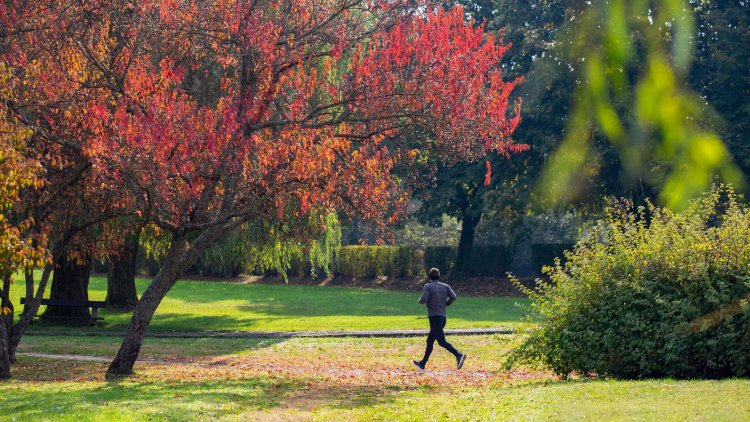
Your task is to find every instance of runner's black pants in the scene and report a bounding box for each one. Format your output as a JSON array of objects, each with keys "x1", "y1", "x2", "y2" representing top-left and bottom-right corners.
[{"x1": 420, "y1": 315, "x2": 460, "y2": 364}]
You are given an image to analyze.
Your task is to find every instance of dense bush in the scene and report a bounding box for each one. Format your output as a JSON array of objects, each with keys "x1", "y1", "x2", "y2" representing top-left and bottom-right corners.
[{"x1": 510, "y1": 187, "x2": 750, "y2": 379}]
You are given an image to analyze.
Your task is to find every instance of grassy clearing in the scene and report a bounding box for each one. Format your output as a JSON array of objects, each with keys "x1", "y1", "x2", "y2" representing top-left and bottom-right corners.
[
  {"x1": 9, "y1": 282, "x2": 748, "y2": 421},
  {"x1": 10, "y1": 275, "x2": 528, "y2": 332},
  {"x1": 10, "y1": 335, "x2": 750, "y2": 421},
  {"x1": 6, "y1": 376, "x2": 749, "y2": 421}
]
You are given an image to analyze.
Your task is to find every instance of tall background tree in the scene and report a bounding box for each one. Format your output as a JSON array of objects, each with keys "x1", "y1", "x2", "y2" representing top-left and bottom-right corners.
[
  {"x1": 408, "y1": 0, "x2": 577, "y2": 276},
  {"x1": 689, "y1": 0, "x2": 750, "y2": 176}
]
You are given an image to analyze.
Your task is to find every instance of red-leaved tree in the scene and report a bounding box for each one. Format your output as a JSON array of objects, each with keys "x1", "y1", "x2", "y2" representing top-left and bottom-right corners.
[{"x1": 2, "y1": 0, "x2": 525, "y2": 377}]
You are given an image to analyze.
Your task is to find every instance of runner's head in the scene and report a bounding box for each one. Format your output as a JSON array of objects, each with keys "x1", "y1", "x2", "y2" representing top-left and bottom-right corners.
[{"x1": 428, "y1": 268, "x2": 440, "y2": 281}]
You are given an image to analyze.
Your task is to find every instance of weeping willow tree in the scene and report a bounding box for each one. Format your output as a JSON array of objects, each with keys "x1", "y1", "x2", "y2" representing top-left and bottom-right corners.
[{"x1": 141, "y1": 212, "x2": 341, "y2": 279}]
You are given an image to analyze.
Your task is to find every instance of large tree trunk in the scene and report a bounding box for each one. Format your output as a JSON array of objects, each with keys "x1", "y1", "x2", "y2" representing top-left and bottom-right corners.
[
  {"x1": 107, "y1": 237, "x2": 188, "y2": 378},
  {"x1": 42, "y1": 255, "x2": 92, "y2": 324},
  {"x1": 454, "y1": 211, "x2": 480, "y2": 276},
  {"x1": 106, "y1": 235, "x2": 139, "y2": 311},
  {"x1": 107, "y1": 223, "x2": 243, "y2": 378}
]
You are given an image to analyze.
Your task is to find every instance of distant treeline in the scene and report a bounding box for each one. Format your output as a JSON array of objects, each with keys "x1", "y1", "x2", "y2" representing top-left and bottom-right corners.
[{"x1": 105, "y1": 243, "x2": 574, "y2": 279}]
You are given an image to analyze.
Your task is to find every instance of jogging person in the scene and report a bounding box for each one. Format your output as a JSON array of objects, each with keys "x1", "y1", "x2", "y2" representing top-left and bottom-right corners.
[{"x1": 413, "y1": 268, "x2": 466, "y2": 370}]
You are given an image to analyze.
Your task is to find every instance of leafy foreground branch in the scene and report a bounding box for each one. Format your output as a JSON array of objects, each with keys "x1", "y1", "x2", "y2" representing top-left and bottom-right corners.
[{"x1": 510, "y1": 185, "x2": 750, "y2": 379}]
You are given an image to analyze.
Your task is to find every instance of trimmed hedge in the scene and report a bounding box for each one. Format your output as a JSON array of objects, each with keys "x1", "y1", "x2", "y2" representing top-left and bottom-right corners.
[
  {"x1": 464, "y1": 245, "x2": 513, "y2": 276},
  {"x1": 283, "y1": 244, "x2": 517, "y2": 279},
  {"x1": 329, "y1": 245, "x2": 515, "y2": 279},
  {"x1": 423, "y1": 246, "x2": 455, "y2": 275},
  {"x1": 334, "y1": 246, "x2": 424, "y2": 278}
]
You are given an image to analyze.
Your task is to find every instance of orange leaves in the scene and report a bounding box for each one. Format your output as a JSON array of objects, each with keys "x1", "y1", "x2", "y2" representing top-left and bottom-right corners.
[{"x1": 0, "y1": 65, "x2": 49, "y2": 275}]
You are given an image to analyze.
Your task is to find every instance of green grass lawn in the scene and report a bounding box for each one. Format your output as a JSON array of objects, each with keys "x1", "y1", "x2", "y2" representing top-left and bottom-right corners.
[
  {"x1": 9, "y1": 277, "x2": 748, "y2": 421},
  {"x1": 10, "y1": 275, "x2": 528, "y2": 332},
  {"x1": 5, "y1": 376, "x2": 748, "y2": 421},
  {"x1": 7, "y1": 335, "x2": 750, "y2": 421}
]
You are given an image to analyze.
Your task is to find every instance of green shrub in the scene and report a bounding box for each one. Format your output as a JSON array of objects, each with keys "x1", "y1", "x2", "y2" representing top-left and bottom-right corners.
[{"x1": 510, "y1": 186, "x2": 750, "y2": 379}]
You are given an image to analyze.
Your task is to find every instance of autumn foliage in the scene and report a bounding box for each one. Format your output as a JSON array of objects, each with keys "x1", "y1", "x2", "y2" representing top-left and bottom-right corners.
[
  {"x1": 1, "y1": 0, "x2": 525, "y2": 377},
  {"x1": 0, "y1": 66, "x2": 46, "y2": 278}
]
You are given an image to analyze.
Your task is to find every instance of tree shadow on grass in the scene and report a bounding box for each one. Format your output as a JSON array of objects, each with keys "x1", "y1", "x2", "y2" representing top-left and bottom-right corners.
[
  {"x1": 4, "y1": 376, "x2": 288, "y2": 420},
  {"x1": 143, "y1": 313, "x2": 267, "y2": 332},
  {"x1": 56, "y1": 277, "x2": 527, "y2": 333}
]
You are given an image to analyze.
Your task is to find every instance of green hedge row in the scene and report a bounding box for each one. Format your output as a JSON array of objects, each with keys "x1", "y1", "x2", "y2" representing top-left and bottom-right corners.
[
  {"x1": 424, "y1": 246, "x2": 515, "y2": 277},
  {"x1": 334, "y1": 246, "x2": 424, "y2": 278},
  {"x1": 299, "y1": 244, "x2": 566, "y2": 279},
  {"x1": 126, "y1": 243, "x2": 572, "y2": 279}
]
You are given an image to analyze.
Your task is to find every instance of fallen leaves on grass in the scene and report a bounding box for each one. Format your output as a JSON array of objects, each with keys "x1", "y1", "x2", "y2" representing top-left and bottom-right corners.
[{"x1": 133, "y1": 355, "x2": 551, "y2": 389}]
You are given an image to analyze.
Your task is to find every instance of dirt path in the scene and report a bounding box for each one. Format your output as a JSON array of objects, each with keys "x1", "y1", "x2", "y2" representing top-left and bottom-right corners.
[{"x1": 17, "y1": 352, "x2": 166, "y2": 363}]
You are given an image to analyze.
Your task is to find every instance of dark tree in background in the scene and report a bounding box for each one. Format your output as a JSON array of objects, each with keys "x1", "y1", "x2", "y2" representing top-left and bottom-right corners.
[
  {"x1": 689, "y1": 0, "x2": 750, "y2": 175},
  {"x1": 42, "y1": 256, "x2": 92, "y2": 324},
  {"x1": 106, "y1": 233, "x2": 139, "y2": 311},
  {"x1": 412, "y1": 161, "x2": 493, "y2": 275},
  {"x1": 410, "y1": 0, "x2": 577, "y2": 276}
]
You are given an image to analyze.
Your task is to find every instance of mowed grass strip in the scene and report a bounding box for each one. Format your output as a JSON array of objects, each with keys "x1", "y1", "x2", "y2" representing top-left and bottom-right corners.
[
  {"x1": 3, "y1": 352, "x2": 748, "y2": 421},
  {"x1": 10, "y1": 336, "x2": 750, "y2": 421},
  {"x1": 10, "y1": 275, "x2": 528, "y2": 332}
]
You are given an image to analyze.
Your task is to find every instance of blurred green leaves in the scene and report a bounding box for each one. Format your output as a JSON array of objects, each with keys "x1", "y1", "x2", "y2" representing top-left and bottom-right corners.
[{"x1": 537, "y1": 0, "x2": 745, "y2": 209}]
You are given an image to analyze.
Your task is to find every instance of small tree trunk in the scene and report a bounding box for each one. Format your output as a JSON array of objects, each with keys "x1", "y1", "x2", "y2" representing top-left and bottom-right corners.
[
  {"x1": 510, "y1": 217, "x2": 534, "y2": 277},
  {"x1": 106, "y1": 235, "x2": 139, "y2": 311},
  {"x1": 4, "y1": 267, "x2": 53, "y2": 373},
  {"x1": 42, "y1": 255, "x2": 92, "y2": 324},
  {"x1": 0, "y1": 317, "x2": 11, "y2": 380},
  {"x1": 454, "y1": 212, "x2": 480, "y2": 276},
  {"x1": 0, "y1": 274, "x2": 12, "y2": 379},
  {"x1": 0, "y1": 274, "x2": 14, "y2": 374}
]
